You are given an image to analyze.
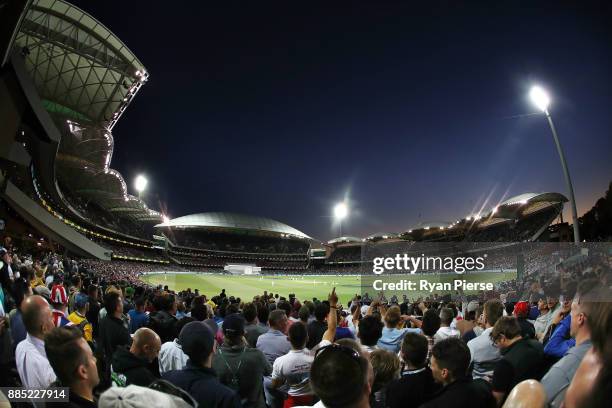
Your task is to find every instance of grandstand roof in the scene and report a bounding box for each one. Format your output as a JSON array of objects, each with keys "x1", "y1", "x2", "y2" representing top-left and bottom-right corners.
[
  {"x1": 155, "y1": 212, "x2": 311, "y2": 239},
  {"x1": 490, "y1": 192, "x2": 567, "y2": 220},
  {"x1": 11, "y1": 0, "x2": 161, "y2": 225},
  {"x1": 13, "y1": 0, "x2": 147, "y2": 129},
  {"x1": 404, "y1": 221, "x2": 453, "y2": 233},
  {"x1": 365, "y1": 232, "x2": 399, "y2": 240},
  {"x1": 327, "y1": 236, "x2": 363, "y2": 245}
]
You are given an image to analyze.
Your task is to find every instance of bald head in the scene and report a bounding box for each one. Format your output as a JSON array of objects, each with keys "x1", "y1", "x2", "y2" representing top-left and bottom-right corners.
[
  {"x1": 22, "y1": 295, "x2": 54, "y2": 338},
  {"x1": 502, "y1": 380, "x2": 546, "y2": 408},
  {"x1": 131, "y1": 328, "x2": 161, "y2": 362}
]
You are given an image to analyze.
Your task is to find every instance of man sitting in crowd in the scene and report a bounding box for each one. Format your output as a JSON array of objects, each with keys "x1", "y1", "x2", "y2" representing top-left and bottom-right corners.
[
  {"x1": 50, "y1": 283, "x2": 71, "y2": 327},
  {"x1": 128, "y1": 297, "x2": 149, "y2": 334},
  {"x1": 15, "y1": 295, "x2": 57, "y2": 388},
  {"x1": 45, "y1": 326, "x2": 99, "y2": 407},
  {"x1": 98, "y1": 291, "x2": 131, "y2": 385},
  {"x1": 424, "y1": 337, "x2": 495, "y2": 408},
  {"x1": 213, "y1": 313, "x2": 272, "y2": 407},
  {"x1": 540, "y1": 280, "x2": 596, "y2": 407},
  {"x1": 357, "y1": 315, "x2": 383, "y2": 353},
  {"x1": 111, "y1": 327, "x2": 161, "y2": 387},
  {"x1": 244, "y1": 302, "x2": 269, "y2": 348},
  {"x1": 306, "y1": 303, "x2": 329, "y2": 349},
  {"x1": 163, "y1": 321, "x2": 241, "y2": 407},
  {"x1": 271, "y1": 288, "x2": 339, "y2": 407},
  {"x1": 309, "y1": 342, "x2": 373, "y2": 408},
  {"x1": 68, "y1": 292, "x2": 93, "y2": 348},
  {"x1": 158, "y1": 316, "x2": 194, "y2": 374},
  {"x1": 467, "y1": 298, "x2": 504, "y2": 381},
  {"x1": 490, "y1": 316, "x2": 544, "y2": 405},
  {"x1": 385, "y1": 332, "x2": 441, "y2": 408},
  {"x1": 433, "y1": 308, "x2": 460, "y2": 344}
]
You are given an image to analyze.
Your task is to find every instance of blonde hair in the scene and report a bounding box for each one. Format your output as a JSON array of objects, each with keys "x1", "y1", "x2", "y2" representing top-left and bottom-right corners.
[
  {"x1": 370, "y1": 349, "x2": 400, "y2": 392},
  {"x1": 384, "y1": 306, "x2": 402, "y2": 328}
]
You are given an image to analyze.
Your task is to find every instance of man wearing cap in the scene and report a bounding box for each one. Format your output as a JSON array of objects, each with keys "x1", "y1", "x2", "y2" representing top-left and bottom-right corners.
[
  {"x1": 513, "y1": 301, "x2": 535, "y2": 340},
  {"x1": 68, "y1": 293, "x2": 93, "y2": 347},
  {"x1": 212, "y1": 313, "x2": 272, "y2": 407},
  {"x1": 51, "y1": 283, "x2": 72, "y2": 327},
  {"x1": 163, "y1": 321, "x2": 241, "y2": 408}
]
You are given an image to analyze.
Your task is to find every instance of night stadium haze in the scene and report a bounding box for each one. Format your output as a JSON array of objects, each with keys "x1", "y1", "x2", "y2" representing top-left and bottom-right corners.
[{"x1": 70, "y1": 1, "x2": 612, "y2": 240}]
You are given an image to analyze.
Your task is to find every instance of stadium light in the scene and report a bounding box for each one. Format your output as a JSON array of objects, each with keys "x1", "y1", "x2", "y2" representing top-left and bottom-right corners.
[
  {"x1": 334, "y1": 202, "x2": 349, "y2": 236},
  {"x1": 529, "y1": 86, "x2": 550, "y2": 113},
  {"x1": 334, "y1": 202, "x2": 348, "y2": 220},
  {"x1": 162, "y1": 215, "x2": 170, "y2": 224},
  {"x1": 528, "y1": 85, "x2": 580, "y2": 242},
  {"x1": 134, "y1": 174, "x2": 148, "y2": 199}
]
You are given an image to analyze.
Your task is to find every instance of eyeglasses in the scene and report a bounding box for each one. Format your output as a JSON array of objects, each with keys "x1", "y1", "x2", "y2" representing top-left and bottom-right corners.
[{"x1": 314, "y1": 343, "x2": 362, "y2": 364}]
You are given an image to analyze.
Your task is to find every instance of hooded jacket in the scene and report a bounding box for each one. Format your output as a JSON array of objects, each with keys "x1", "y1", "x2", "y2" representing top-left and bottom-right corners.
[{"x1": 111, "y1": 346, "x2": 157, "y2": 387}]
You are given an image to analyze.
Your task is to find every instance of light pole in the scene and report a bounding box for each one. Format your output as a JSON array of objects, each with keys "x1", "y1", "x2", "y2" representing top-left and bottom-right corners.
[
  {"x1": 334, "y1": 202, "x2": 348, "y2": 237},
  {"x1": 134, "y1": 174, "x2": 148, "y2": 200},
  {"x1": 529, "y1": 86, "x2": 580, "y2": 242}
]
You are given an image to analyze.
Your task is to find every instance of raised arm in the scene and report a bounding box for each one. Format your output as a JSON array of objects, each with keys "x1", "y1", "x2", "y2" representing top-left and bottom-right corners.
[{"x1": 322, "y1": 287, "x2": 338, "y2": 343}]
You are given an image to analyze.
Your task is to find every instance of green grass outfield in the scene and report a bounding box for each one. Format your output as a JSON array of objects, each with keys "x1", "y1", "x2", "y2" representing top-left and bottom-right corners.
[{"x1": 141, "y1": 271, "x2": 516, "y2": 303}]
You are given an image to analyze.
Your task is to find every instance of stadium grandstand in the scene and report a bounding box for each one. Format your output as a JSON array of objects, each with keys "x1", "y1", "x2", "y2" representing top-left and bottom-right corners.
[
  {"x1": 0, "y1": 0, "x2": 575, "y2": 273},
  {"x1": 0, "y1": 3, "x2": 610, "y2": 408}
]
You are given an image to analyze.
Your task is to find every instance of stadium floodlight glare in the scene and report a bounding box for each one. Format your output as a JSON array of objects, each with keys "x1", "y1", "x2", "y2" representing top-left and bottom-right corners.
[
  {"x1": 334, "y1": 202, "x2": 348, "y2": 220},
  {"x1": 134, "y1": 175, "x2": 148, "y2": 199},
  {"x1": 528, "y1": 85, "x2": 580, "y2": 242},
  {"x1": 162, "y1": 215, "x2": 170, "y2": 224},
  {"x1": 334, "y1": 202, "x2": 349, "y2": 236},
  {"x1": 529, "y1": 86, "x2": 550, "y2": 113}
]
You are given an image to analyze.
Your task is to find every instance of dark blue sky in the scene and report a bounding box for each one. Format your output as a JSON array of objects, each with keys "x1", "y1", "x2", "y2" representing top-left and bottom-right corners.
[{"x1": 73, "y1": 1, "x2": 612, "y2": 240}]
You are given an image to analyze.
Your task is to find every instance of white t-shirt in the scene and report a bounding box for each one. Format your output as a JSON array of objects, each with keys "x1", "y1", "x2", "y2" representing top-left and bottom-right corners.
[{"x1": 272, "y1": 340, "x2": 331, "y2": 397}]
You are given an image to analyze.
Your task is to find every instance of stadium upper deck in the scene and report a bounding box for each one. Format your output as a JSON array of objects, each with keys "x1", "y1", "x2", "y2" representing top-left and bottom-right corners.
[{"x1": 0, "y1": 1, "x2": 571, "y2": 267}]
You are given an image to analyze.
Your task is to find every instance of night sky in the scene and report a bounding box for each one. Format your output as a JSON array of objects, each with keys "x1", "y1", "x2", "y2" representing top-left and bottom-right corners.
[{"x1": 72, "y1": 1, "x2": 611, "y2": 241}]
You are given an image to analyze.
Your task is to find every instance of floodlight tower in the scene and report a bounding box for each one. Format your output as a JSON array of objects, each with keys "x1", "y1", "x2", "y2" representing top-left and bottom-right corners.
[
  {"x1": 334, "y1": 202, "x2": 348, "y2": 237},
  {"x1": 134, "y1": 174, "x2": 148, "y2": 200},
  {"x1": 529, "y1": 86, "x2": 580, "y2": 243}
]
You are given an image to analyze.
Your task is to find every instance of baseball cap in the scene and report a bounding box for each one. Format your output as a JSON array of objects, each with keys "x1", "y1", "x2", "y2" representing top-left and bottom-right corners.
[
  {"x1": 222, "y1": 313, "x2": 245, "y2": 336},
  {"x1": 75, "y1": 293, "x2": 89, "y2": 309},
  {"x1": 50, "y1": 284, "x2": 68, "y2": 305},
  {"x1": 99, "y1": 385, "x2": 192, "y2": 408},
  {"x1": 513, "y1": 301, "x2": 530, "y2": 318},
  {"x1": 179, "y1": 321, "x2": 214, "y2": 361}
]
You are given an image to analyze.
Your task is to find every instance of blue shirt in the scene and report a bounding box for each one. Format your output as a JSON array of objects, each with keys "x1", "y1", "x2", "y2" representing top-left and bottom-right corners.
[
  {"x1": 544, "y1": 314, "x2": 575, "y2": 358},
  {"x1": 256, "y1": 329, "x2": 291, "y2": 365},
  {"x1": 378, "y1": 327, "x2": 422, "y2": 353},
  {"x1": 128, "y1": 309, "x2": 149, "y2": 334}
]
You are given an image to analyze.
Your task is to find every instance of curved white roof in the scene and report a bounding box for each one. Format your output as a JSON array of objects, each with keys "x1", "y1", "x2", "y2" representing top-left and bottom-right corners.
[
  {"x1": 155, "y1": 212, "x2": 310, "y2": 239},
  {"x1": 327, "y1": 236, "x2": 363, "y2": 244}
]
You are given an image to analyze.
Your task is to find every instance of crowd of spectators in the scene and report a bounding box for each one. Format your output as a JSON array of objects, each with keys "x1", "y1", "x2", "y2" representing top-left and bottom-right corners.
[
  {"x1": 170, "y1": 231, "x2": 310, "y2": 255},
  {"x1": 0, "y1": 238, "x2": 609, "y2": 408}
]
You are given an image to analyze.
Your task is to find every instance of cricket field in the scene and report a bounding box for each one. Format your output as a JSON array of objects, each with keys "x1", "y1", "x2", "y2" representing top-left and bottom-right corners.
[{"x1": 141, "y1": 271, "x2": 516, "y2": 303}]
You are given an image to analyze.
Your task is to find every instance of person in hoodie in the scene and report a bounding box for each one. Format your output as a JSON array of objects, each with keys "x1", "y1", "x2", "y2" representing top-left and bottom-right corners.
[
  {"x1": 377, "y1": 305, "x2": 421, "y2": 353},
  {"x1": 111, "y1": 327, "x2": 161, "y2": 387}
]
